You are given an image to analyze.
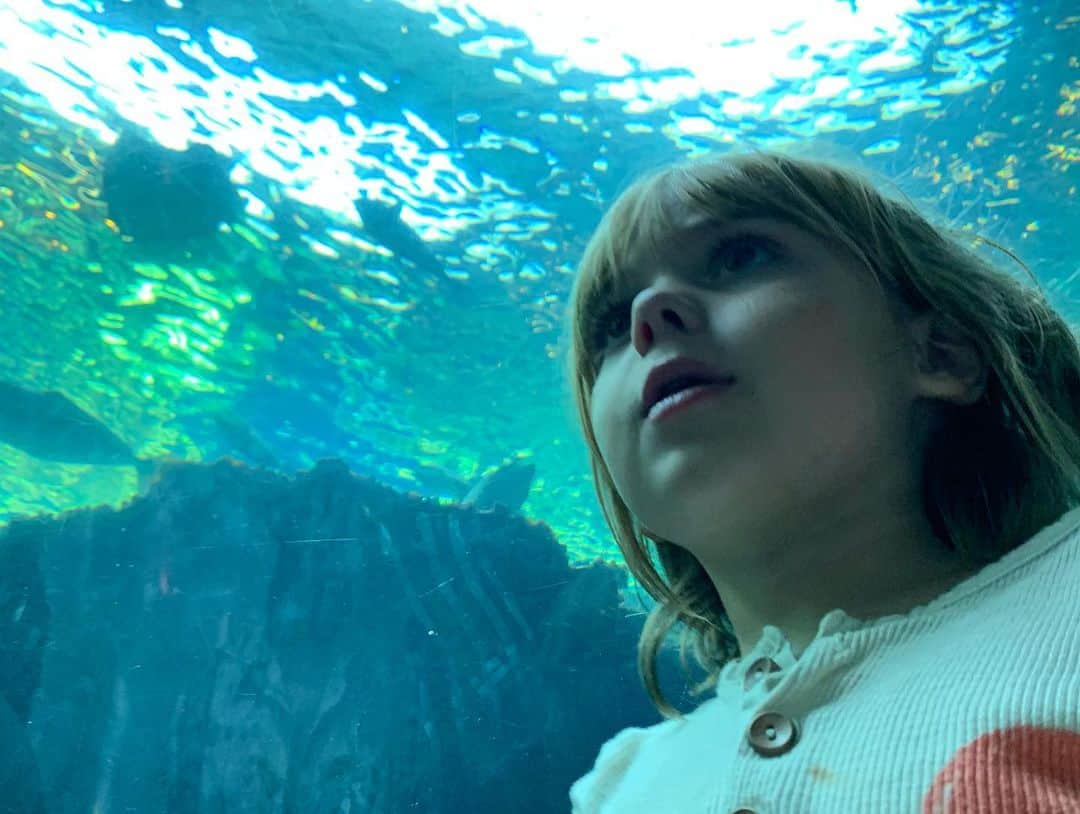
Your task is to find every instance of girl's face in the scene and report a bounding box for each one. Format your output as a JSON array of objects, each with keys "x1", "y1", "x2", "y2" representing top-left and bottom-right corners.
[{"x1": 586, "y1": 203, "x2": 924, "y2": 564}]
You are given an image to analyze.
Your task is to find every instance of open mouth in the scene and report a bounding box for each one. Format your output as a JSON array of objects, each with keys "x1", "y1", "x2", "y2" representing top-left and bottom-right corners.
[
  {"x1": 641, "y1": 356, "x2": 735, "y2": 418},
  {"x1": 646, "y1": 377, "x2": 735, "y2": 420}
]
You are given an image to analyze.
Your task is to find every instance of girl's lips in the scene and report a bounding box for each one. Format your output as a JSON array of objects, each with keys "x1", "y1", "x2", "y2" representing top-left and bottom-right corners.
[
  {"x1": 646, "y1": 380, "x2": 734, "y2": 421},
  {"x1": 641, "y1": 356, "x2": 734, "y2": 417}
]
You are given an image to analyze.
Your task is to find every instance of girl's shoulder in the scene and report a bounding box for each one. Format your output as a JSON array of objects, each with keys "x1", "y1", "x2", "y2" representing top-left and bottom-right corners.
[{"x1": 568, "y1": 715, "x2": 689, "y2": 813}]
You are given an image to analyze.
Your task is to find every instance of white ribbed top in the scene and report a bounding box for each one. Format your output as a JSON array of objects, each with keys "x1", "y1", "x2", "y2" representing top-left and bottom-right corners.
[{"x1": 570, "y1": 505, "x2": 1080, "y2": 813}]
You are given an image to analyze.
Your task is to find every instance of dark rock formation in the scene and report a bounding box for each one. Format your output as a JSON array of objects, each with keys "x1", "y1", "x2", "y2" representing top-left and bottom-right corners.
[{"x1": 0, "y1": 458, "x2": 683, "y2": 813}]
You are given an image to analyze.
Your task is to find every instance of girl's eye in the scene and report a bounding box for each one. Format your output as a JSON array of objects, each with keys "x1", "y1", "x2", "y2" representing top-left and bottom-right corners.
[
  {"x1": 588, "y1": 299, "x2": 632, "y2": 352},
  {"x1": 709, "y1": 233, "x2": 780, "y2": 275},
  {"x1": 584, "y1": 233, "x2": 780, "y2": 359}
]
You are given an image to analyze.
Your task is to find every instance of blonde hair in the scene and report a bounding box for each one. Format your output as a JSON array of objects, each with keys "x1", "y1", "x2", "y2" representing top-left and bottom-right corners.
[{"x1": 564, "y1": 149, "x2": 1080, "y2": 718}]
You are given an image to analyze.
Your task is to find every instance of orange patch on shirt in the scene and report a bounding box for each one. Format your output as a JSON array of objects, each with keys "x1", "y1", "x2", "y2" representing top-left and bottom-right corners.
[{"x1": 923, "y1": 726, "x2": 1080, "y2": 813}]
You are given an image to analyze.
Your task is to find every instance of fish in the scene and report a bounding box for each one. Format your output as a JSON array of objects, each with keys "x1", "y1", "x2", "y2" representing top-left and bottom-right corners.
[
  {"x1": 102, "y1": 130, "x2": 240, "y2": 248},
  {"x1": 206, "y1": 413, "x2": 280, "y2": 470},
  {"x1": 0, "y1": 381, "x2": 156, "y2": 483},
  {"x1": 353, "y1": 197, "x2": 444, "y2": 277},
  {"x1": 175, "y1": 409, "x2": 281, "y2": 471},
  {"x1": 460, "y1": 459, "x2": 536, "y2": 513}
]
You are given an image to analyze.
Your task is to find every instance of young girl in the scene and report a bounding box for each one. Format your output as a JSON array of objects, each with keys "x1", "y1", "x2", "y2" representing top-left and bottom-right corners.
[{"x1": 565, "y1": 150, "x2": 1080, "y2": 812}]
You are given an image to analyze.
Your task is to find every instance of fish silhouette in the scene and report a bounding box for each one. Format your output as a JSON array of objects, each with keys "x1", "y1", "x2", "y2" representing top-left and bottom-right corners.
[
  {"x1": 102, "y1": 130, "x2": 240, "y2": 248},
  {"x1": 185, "y1": 410, "x2": 280, "y2": 471},
  {"x1": 460, "y1": 459, "x2": 536, "y2": 513},
  {"x1": 353, "y1": 197, "x2": 443, "y2": 277},
  {"x1": 0, "y1": 381, "x2": 156, "y2": 484}
]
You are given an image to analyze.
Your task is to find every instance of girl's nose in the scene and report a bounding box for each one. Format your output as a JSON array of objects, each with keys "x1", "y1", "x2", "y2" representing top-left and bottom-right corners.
[{"x1": 631, "y1": 282, "x2": 707, "y2": 356}]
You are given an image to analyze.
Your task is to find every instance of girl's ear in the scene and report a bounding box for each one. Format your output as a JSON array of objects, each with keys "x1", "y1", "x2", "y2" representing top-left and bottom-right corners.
[{"x1": 909, "y1": 311, "x2": 988, "y2": 406}]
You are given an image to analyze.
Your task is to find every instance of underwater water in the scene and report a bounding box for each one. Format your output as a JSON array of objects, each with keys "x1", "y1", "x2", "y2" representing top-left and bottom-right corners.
[{"x1": 0, "y1": 0, "x2": 1076, "y2": 810}]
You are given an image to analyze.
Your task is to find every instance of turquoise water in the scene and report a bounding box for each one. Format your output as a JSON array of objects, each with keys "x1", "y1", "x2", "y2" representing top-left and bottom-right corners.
[
  {"x1": 0, "y1": 0, "x2": 1075, "y2": 562},
  {"x1": 0, "y1": 0, "x2": 1076, "y2": 809}
]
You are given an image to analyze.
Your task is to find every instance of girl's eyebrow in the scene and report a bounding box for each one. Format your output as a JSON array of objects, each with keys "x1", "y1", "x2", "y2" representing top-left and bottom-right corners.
[
  {"x1": 668, "y1": 216, "x2": 782, "y2": 256},
  {"x1": 614, "y1": 216, "x2": 788, "y2": 284},
  {"x1": 704, "y1": 215, "x2": 785, "y2": 236},
  {"x1": 669, "y1": 215, "x2": 786, "y2": 251},
  {"x1": 620, "y1": 218, "x2": 734, "y2": 274}
]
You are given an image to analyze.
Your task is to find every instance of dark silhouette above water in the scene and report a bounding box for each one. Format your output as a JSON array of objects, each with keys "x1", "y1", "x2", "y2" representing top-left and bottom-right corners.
[
  {"x1": 102, "y1": 130, "x2": 240, "y2": 248},
  {"x1": 354, "y1": 196, "x2": 444, "y2": 277}
]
